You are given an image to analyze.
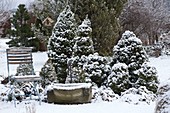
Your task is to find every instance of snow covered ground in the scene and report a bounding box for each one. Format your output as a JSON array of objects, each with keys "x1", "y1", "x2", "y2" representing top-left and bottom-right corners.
[
  {"x1": 0, "y1": 38, "x2": 169, "y2": 113},
  {"x1": 0, "y1": 100, "x2": 155, "y2": 113},
  {"x1": 150, "y1": 56, "x2": 170, "y2": 83}
]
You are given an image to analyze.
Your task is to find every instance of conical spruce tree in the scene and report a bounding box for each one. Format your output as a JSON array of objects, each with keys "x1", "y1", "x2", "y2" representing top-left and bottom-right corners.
[
  {"x1": 73, "y1": 15, "x2": 94, "y2": 57},
  {"x1": 66, "y1": 16, "x2": 94, "y2": 83},
  {"x1": 67, "y1": 17, "x2": 111, "y2": 86},
  {"x1": 109, "y1": 31, "x2": 159, "y2": 94},
  {"x1": 47, "y1": 5, "x2": 76, "y2": 83},
  {"x1": 113, "y1": 31, "x2": 148, "y2": 81},
  {"x1": 9, "y1": 4, "x2": 34, "y2": 47}
]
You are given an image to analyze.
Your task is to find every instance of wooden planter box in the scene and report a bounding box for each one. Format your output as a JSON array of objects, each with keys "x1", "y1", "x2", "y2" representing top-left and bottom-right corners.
[{"x1": 47, "y1": 83, "x2": 92, "y2": 104}]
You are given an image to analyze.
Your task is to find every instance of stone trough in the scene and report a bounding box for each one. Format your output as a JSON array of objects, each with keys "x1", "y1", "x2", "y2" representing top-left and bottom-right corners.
[{"x1": 47, "y1": 83, "x2": 92, "y2": 104}]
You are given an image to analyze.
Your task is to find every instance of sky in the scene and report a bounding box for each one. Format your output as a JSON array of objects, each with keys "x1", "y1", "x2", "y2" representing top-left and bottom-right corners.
[{"x1": 10, "y1": 0, "x2": 35, "y2": 9}]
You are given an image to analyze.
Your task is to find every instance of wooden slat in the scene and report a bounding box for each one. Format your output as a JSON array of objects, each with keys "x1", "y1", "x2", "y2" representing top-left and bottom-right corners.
[
  {"x1": 8, "y1": 61, "x2": 33, "y2": 64},
  {"x1": 8, "y1": 58, "x2": 32, "y2": 61},
  {"x1": 7, "y1": 48, "x2": 32, "y2": 51},
  {"x1": 8, "y1": 51, "x2": 31, "y2": 54},
  {"x1": 12, "y1": 75, "x2": 41, "y2": 82},
  {"x1": 7, "y1": 55, "x2": 31, "y2": 58}
]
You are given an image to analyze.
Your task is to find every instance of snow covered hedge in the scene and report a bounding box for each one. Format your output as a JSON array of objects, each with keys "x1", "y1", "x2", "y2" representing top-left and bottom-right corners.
[{"x1": 108, "y1": 31, "x2": 159, "y2": 95}]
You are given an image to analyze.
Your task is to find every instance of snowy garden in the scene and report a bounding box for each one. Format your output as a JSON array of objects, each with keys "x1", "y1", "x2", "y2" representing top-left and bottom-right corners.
[
  {"x1": 0, "y1": 32, "x2": 168, "y2": 113},
  {"x1": 0, "y1": 1, "x2": 170, "y2": 113},
  {"x1": 0, "y1": 30, "x2": 160, "y2": 113}
]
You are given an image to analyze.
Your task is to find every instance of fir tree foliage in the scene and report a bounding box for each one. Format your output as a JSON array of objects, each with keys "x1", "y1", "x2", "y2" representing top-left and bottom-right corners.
[
  {"x1": 8, "y1": 4, "x2": 34, "y2": 47},
  {"x1": 47, "y1": 5, "x2": 76, "y2": 83},
  {"x1": 109, "y1": 31, "x2": 159, "y2": 94},
  {"x1": 67, "y1": 53, "x2": 111, "y2": 87},
  {"x1": 135, "y1": 62, "x2": 158, "y2": 93},
  {"x1": 113, "y1": 31, "x2": 147, "y2": 66},
  {"x1": 73, "y1": 15, "x2": 94, "y2": 57},
  {"x1": 66, "y1": 16, "x2": 94, "y2": 83}
]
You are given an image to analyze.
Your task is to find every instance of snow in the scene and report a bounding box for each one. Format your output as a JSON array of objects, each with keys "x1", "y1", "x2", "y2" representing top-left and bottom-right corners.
[
  {"x1": 150, "y1": 56, "x2": 170, "y2": 83},
  {"x1": 0, "y1": 38, "x2": 170, "y2": 113},
  {"x1": 47, "y1": 83, "x2": 92, "y2": 91},
  {"x1": 0, "y1": 100, "x2": 155, "y2": 113}
]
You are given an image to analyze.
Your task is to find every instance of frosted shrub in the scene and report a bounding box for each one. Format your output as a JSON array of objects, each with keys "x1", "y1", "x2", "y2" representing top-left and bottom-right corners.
[
  {"x1": 110, "y1": 30, "x2": 159, "y2": 94},
  {"x1": 73, "y1": 15, "x2": 94, "y2": 57},
  {"x1": 7, "y1": 88, "x2": 24, "y2": 101},
  {"x1": 15, "y1": 64, "x2": 35, "y2": 76},
  {"x1": 67, "y1": 53, "x2": 111, "y2": 87},
  {"x1": 136, "y1": 62, "x2": 158, "y2": 93},
  {"x1": 120, "y1": 86, "x2": 156, "y2": 105},
  {"x1": 83, "y1": 53, "x2": 111, "y2": 87},
  {"x1": 108, "y1": 63, "x2": 130, "y2": 95},
  {"x1": 92, "y1": 86, "x2": 119, "y2": 102},
  {"x1": 40, "y1": 59, "x2": 58, "y2": 87},
  {"x1": 66, "y1": 16, "x2": 111, "y2": 86}
]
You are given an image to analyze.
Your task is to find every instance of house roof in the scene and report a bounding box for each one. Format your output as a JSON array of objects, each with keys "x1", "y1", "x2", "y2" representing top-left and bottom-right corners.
[{"x1": 42, "y1": 17, "x2": 54, "y2": 25}]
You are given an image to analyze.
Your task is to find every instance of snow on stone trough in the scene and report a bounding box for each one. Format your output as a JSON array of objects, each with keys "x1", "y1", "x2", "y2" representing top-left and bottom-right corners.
[
  {"x1": 47, "y1": 83, "x2": 92, "y2": 104},
  {"x1": 47, "y1": 83, "x2": 92, "y2": 91}
]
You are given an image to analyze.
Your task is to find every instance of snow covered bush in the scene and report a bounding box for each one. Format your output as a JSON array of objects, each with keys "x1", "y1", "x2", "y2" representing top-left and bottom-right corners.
[
  {"x1": 66, "y1": 56, "x2": 88, "y2": 83},
  {"x1": 15, "y1": 64, "x2": 35, "y2": 76},
  {"x1": 83, "y1": 53, "x2": 111, "y2": 87},
  {"x1": 155, "y1": 80, "x2": 170, "y2": 113},
  {"x1": 113, "y1": 30, "x2": 147, "y2": 73},
  {"x1": 92, "y1": 86, "x2": 119, "y2": 103},
  {"x1": 135, "y1": 62, "x2": 158, "y2": 93},
  {"x1": 66, "y1": 53, "x2": 111, "y2": 87},
  {"x1": 6, "y1": 82, "x2": 43, "y2": 102},
  {"x1": 40, "y1": 59, "x2": 58, "y2": 87},
  {"x1": 108, "y1": 63, "x2": 130, "y2": 95},
  {"x1": 47, "y1": 5, "x2": 76, "y2": 83},
  {"x1": 110, "y1": 30, "x2": 159, "y2": 94},
  {"x1": 21, "y1": 83, "x2": 38, "y2": 97},
  {"x1": 120, "y1": 86, "x2": 156, "y2": 105}
]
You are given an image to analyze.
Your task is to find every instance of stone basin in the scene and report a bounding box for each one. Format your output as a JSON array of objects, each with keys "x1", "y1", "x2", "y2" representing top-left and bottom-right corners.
[{"x1": 47, "y1": 83, "x2": 92, "y2": 104}]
